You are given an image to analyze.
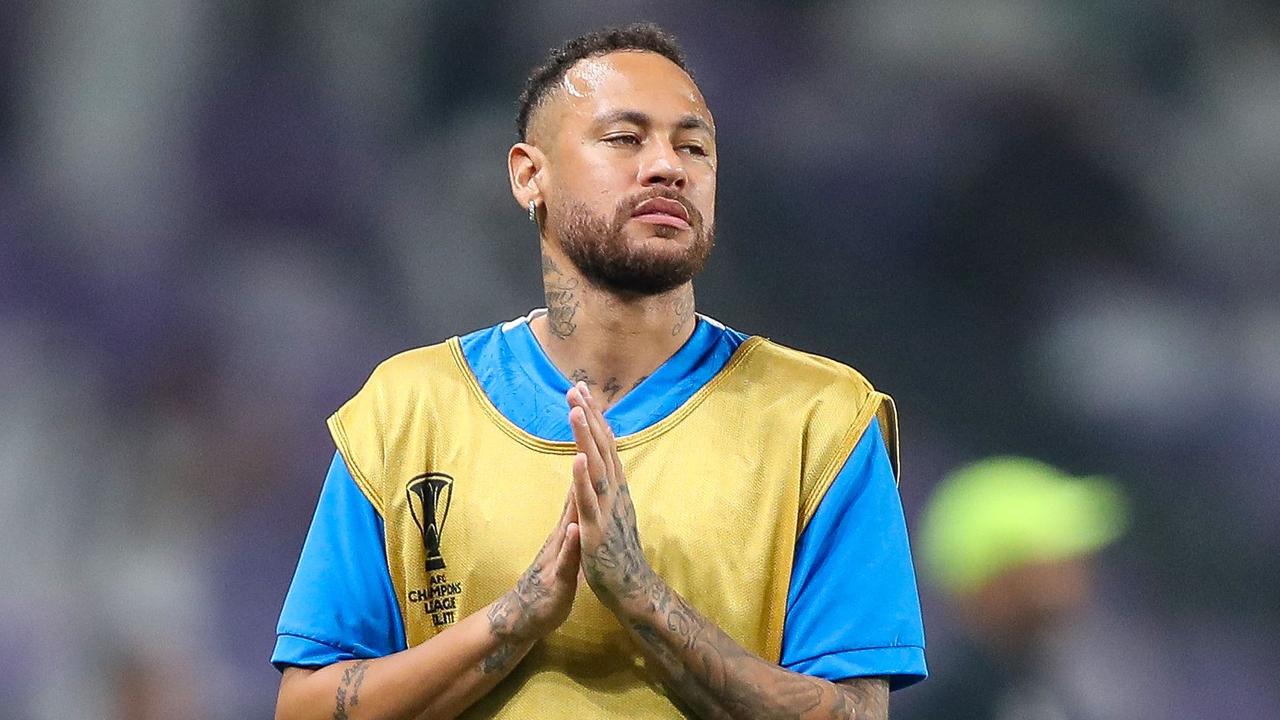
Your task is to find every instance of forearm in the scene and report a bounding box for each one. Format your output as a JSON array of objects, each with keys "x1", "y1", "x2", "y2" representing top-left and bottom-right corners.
[
  {"x1": 563, "y1": 382, "x2": 888, "y2": 717},
  {"x1": 274, "y1": 593, "x2": 535, "y2": 720},
  {"x1": 617, "y1": 572, "x2": 887, "y2": 720}
]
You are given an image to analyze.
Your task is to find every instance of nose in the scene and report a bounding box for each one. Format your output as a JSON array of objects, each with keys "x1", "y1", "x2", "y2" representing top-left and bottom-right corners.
[{"x1": 638, "y1": 141, "x2": 687, "y2": 190}]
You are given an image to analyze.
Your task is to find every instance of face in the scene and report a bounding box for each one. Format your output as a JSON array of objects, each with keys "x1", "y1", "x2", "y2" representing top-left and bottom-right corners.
[
  {"x1": 532, "y1": 51, "x2": 717, "y2": 296},
  {"x1": 966, "y1": 556, "x2": 1095, "y2": 651}
]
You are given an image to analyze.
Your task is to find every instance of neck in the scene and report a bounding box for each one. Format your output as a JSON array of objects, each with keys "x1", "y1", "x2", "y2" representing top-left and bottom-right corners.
[{"x1": 530, "y1": 245, "x2": 697, "y2": 409}]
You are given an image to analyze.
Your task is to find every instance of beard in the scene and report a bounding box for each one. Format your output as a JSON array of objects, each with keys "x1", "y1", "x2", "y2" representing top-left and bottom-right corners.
[{"x1": 553, "y1": 189, "x2": 715, "y2": 296}]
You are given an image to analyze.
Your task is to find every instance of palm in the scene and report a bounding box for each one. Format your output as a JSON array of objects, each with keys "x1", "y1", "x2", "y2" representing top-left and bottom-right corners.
[{"x1": 487, "y1": 492, "x2": 581, "y2": 641}]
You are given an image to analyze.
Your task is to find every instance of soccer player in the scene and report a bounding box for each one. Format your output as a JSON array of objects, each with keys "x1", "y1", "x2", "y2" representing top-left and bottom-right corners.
[{"x1": 273, "y1": 24, "x2": 926, "y2": 720}]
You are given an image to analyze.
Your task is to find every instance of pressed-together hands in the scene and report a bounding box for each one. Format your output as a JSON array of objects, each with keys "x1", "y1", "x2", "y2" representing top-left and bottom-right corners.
[
  {"x1": 500, "y1": 381, "x2": 654, "y2": 642},
  {"x1": 567, "y1": 382, "x2": 659, "y2": 609},
  {"x1": 279, "y1": 382, "x2": 887, "y2": 720},
  {"x1": 502, "y1": 384, "x2": 891, "y2": 719},
  {"x1": 487, "y1": 487, "x2": 581, "y2": 644}
]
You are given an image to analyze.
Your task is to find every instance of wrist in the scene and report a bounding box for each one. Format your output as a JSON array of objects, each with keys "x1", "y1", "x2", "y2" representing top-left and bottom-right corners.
[
  {"x1": 607, "y1": 564, "x2": 664, "y2": 619},
  {"x1": 499, "y1": 626, "x2": 540, "y2": 647},
  {"x1": 486, "y1": 590, "x2": 543, "y2": 645}
]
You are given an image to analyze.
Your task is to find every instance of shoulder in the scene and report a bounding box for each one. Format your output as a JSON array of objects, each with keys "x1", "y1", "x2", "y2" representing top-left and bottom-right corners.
[
  {"x1": 328, "y1": 338, "x2": 468, "y2": 512},
  {"x1": 746, "y1": 337, "x2": 881, "y2": 404},
  {"x1": 734, "y1": 336, "x2": 899, "y2": 483},
  {"x1": 357, "y1": 320, "x2": 507, "y2": 396},
  {"x1": 331, "y1": 337, "x2": 463, "y2": 432},
  {"x1": 343, "y1": 333, "x2": 488, "y2": 416},
  {"x1": 361, "y1": 339, "x2": 459, "y2": 393},
  {"x1": 333, "y1": 337, "x2": 474, "y2": 445}
]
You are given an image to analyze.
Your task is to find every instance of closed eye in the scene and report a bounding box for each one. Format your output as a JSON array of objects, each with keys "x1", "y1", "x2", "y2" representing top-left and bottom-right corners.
[
  {"x1": 603, "y1": 134, "x2": 641, "y2": 146},
  {"x1": 680, "y1": 144, "x2": 708, "y2": 156}
]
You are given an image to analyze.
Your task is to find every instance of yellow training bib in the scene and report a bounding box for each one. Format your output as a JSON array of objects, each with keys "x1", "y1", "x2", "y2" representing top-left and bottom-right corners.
[{"x1": 328, "y1": 335, "x2": 896, "y2": 717}]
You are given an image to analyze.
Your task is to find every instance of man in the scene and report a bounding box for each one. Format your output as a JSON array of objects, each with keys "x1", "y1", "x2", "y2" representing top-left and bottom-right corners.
[
  {"x1": 273, "y1": 24, "x2": 925, "y2": 719},
  {"x1": 905, "y1": 457, "x2": 1128, "y2": 720}
]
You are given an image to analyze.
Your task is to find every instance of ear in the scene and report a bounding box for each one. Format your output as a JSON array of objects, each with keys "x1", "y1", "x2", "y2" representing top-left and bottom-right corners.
[{"x1": 508, "y1": 142, "x2": 546, "y2": 211}]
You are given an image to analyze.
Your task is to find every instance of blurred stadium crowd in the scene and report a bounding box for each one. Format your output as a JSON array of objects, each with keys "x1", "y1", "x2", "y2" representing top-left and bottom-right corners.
[{"x1": 1, "y1": 1, "x2": 1276, "y2": 718}]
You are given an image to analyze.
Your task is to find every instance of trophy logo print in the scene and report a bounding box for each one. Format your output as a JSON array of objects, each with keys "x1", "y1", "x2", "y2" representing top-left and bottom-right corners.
[{"x1": 407, "y1": 472, "x2": 454, "y2": 572}]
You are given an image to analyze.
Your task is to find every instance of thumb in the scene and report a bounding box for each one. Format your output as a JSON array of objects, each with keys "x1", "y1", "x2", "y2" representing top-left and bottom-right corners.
[{"x1": 555, "y1": 522, "x2": 581, "y2": 582}]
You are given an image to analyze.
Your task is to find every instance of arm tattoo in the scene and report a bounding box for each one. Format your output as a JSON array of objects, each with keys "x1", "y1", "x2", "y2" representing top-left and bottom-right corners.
[
  {"x1": 581, "y1": 483, "x2": 650, "y2": 601},
  {"x1": 479, "y1": 535, "x2": 556, "y2": 674},
  {"x1": 572, "y1": 387, "x2": 885, "y2": 717},
  {"x1": 485, "y1": 562, "x2": 549, "y2": 641},
  {"x1": 332, "y1": 660, "x2": 370, "y2": 720},
  {"x1": 480, "y1": 640, "x2": 519, "y2": 674},
  {"x1": 625, "y1": 579, "x2": 889, "y2": 719},
  {"x1": 542, "y1": 253, "x2": 580, "y2": 339},
  {"x1": 835, "y1": 678, "x2": 889, "y2": 719}
]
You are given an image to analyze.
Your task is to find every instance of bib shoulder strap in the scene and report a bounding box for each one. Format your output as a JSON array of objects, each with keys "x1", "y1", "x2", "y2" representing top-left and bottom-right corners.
[
  {"x1": 735, "y1": 339, "x2": 900, "y2": 532},
  {"x1": 327, "y1": 340, "x2": 465, "y2": 515}
]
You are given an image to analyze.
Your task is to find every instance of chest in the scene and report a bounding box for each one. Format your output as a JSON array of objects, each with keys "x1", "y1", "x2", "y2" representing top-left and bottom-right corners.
[{"x1": 380, "y1": 425, "x2": 804, "y2": 650}]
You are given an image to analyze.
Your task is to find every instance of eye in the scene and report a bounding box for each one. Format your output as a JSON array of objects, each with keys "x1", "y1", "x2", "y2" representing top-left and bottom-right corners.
[
  {"x1": 603, "y1": 133, "x2": 640, "y2": 146},
  {"x1": 679, "y1": 144, "x2": 708, "y2": 156}
]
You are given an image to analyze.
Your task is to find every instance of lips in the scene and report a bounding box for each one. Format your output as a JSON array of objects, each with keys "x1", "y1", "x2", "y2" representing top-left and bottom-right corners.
[{"x1": 631, "y1": 197, "x2": 691, "y2": 230}]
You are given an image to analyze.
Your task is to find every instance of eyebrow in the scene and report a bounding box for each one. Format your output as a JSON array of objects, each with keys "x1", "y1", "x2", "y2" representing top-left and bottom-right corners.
[{"x1": 594, "y1": 109, "x2": 714, "y2": 135}]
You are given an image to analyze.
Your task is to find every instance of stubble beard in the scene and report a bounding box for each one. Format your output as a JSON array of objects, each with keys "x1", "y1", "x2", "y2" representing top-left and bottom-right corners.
[{"x1": 553, "y1": 191, "x2": 715, "y2": 297}]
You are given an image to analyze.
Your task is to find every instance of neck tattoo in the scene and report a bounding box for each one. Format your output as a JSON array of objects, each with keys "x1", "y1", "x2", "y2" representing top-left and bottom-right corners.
[{"x1": 542, "y1": 253, "x2": 581, "y2": 339}]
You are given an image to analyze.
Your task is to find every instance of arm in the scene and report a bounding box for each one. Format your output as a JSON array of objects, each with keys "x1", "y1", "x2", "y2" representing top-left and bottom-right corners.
[
  {"x1": 620, "y1": 579, "x2": 887, "y2": 719},
  {"x1": 781, "y1": 417, "x2": 926, "y2": 687},
  {"x1": 275, "y1": 486, "x2": 581, "y2": 720},
  {"x1": 564, "y1": 382, "x2": 889, "y2": 719},
  {"x1": 276, "y1": 595, "x2": 529, "y2": 720}
]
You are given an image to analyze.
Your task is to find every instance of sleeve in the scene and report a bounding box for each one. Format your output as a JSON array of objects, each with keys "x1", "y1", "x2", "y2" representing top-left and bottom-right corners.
[
  {"x1": 780, "y1": 417, "x2": 928, "y2": 690},
  {"x1": 271, "y1": 451, "x2": 408, "y2": 671}
]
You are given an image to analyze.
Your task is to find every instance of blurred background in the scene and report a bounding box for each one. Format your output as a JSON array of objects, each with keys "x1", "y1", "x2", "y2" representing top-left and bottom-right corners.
[{"x1": 1, "y1": 1, "x2": 1277, "y2": 718}]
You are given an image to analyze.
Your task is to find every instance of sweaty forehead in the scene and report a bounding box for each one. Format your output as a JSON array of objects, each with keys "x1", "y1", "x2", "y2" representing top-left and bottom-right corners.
[{"x1": 529, "y1": 51, "x2": 713, "y2": 144}]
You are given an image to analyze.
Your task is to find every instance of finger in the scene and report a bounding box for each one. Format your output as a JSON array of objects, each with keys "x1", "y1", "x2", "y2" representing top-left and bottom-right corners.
[
  {"x1": 558, "y1": 488, "x2": 579, "y2": 540},
  {"x1": 570, "y1": 384, "x2": 624, "y2": 490},
  {"x1": 573, "y1": 383, "x2": 616, "y2": 476},
  {"x1": 571, "y1": 453, "x2": 600, "y2": 523},
  {"x1": 573, "y1": 403, "x2": 609, "y2": 487},
  {"x1": 569, "y1": 404, "x2": 609, "y2": 492},
  {"x1": 578, "y1": 381, "x2": 607, "y2": 436},
  {"x1": 538, "y1": 488, "x2": 576, "y2": 560},
  {"x1": 578, "y1": 382, "x2": 623, "y2": 483},
  {"x1": 556, "y1": 485, "x2": 577, "y2": 528},
  {"x1": 555, "y1": 522, "x2": 581, "y2": 582},
  {"x1": 566, "y1": 384, "x2": 588, "y2": 413},
  {"x1": 540, "y1": 519, "x2": 566, "y2": 562}
]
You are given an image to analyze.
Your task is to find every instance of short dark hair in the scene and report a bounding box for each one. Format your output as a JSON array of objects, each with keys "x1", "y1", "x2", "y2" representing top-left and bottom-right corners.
[{"x1": 516, "y1": 23, "x2": 689, "y2": 142}]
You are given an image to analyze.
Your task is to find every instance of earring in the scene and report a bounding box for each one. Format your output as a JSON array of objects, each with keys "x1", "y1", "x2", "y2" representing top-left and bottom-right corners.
[{"x1": 528, "y1": 200, "x2": 537, "y2": 224}]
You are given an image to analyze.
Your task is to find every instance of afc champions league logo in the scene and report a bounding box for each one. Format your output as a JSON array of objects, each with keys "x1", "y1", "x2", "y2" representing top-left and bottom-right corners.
[{"x1": 407, "y1": 472, "x2": 454, "y2": 572}]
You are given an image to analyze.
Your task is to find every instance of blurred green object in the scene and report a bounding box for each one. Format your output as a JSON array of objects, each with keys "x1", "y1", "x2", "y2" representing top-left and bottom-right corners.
[{"x1": 919, "y1": 456, "x2": 1128, "y2": 595}]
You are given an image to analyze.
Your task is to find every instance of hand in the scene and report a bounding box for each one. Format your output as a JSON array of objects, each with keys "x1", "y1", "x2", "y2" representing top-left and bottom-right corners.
[
  {"x1": 567, "y1": 381, "x2": 655, "y2": 609},
  {"x1": 485, "y1": 488, "x2": 581, "y2": 642}
]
